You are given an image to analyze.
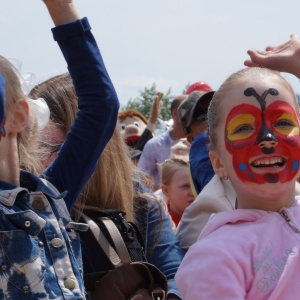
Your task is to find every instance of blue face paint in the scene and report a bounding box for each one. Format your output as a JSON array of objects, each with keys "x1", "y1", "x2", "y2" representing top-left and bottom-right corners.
[
  {"x1": 292, "y1": 160, "x2": 299, "y2": 172},
  {"x1": 238, "y1": 163, "x2": 247, "y2": 171}
]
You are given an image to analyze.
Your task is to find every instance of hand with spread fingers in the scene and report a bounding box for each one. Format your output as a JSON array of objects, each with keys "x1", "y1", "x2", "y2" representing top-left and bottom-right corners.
[{"x1": 244, "y1": 34, "x2": 300, "y2": 79}]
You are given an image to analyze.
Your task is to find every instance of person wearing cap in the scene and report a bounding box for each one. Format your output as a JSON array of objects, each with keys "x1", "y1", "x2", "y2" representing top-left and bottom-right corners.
[
  {"x1": 177, "y1": 90, "x2": 215, "y2": 195},
  {"x1": 176, "y1": 90, "x2": 233, "y2": 252},
  {"x1": 186, "y1": 81, "x2": 212, "y2": 95}
]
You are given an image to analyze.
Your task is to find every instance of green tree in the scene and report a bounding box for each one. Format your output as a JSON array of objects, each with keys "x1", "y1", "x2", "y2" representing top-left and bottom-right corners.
[{"x1": 121, "y1": 83, "x2": 173, "y2": 121}]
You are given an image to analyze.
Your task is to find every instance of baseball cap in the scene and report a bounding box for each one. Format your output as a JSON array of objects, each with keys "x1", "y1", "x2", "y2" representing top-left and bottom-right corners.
[
  {"x1": 177, "y1": 91, "x2": 215, "y2": 134},
  {"x1": 186, "y1": 81, "x2": 212, "y2": 95}
]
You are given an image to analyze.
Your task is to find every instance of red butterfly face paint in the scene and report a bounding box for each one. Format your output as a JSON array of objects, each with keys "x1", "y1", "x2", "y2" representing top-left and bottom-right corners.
[{"x1": 225, "y1": 88, "x2": 300, "y2": 184}]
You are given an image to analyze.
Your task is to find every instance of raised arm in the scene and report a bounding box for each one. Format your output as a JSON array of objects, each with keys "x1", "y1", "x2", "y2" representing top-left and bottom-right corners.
[
  {"x1": 41, "y1": 0, "x2": 120, "y2": 211},
  {"x1": 244, "y1": 34, "x2": 300, "y2": 79},
  {"x1": 147, "y1": 92, "x2": 163, "y2": 132},
  {"x1": 43, "y1": 0, "x2": 80, "y2": 25}
]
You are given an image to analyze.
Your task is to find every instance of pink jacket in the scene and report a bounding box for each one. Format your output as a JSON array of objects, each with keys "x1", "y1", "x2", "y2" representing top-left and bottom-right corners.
[{"x1": 176, "y1": 197, "x2": 300, "y2": 299}]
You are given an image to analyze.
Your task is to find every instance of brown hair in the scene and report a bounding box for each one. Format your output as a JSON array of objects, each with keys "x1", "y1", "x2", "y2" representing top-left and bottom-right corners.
[
  {"x1": 207, "y1": 67, "x2": 297, "y2": 151},
  {"x1": 118, "y1": 109, "x2": 148, "y2": 125},
  {"x1": 0, "y1": 55, "x2": 42, "y2": 174}
]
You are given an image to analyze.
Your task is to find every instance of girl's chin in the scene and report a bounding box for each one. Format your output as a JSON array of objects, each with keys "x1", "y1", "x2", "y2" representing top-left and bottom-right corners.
[{"x1": 239, "y1": 180, "x2": 295, "y2": 197}]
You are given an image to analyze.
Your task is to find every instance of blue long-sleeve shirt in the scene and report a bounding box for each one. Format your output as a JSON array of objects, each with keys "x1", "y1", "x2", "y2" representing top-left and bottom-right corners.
[
  {"x1": 0, "y1": 17, "x2": 119, "y2": 299},
  {"x1": 189, "y1": 131, "x2": 215, "y2": 195}
]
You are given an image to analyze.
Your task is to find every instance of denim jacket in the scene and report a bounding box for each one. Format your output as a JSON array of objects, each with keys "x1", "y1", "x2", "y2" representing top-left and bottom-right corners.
[
  {"x1": 135, "y1": 182, "x2": 184, "y2": 299},
  {"x1": 0, "y1": 17, "x2": 119, "y2": 300},
  {"x1": 0, "y1": 173, "x2": 87, "y2": 299}
]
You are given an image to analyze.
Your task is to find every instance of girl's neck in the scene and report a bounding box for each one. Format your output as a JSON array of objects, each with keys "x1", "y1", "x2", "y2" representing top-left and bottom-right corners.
[{"x1": 0, "y1": 136, "x2": 20, "y2": 186}]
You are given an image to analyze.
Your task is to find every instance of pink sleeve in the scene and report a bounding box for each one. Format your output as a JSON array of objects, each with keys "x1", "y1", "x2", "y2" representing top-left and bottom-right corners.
[{"x1": 175, "y1": 233, "x2": 248, "y2": 299}]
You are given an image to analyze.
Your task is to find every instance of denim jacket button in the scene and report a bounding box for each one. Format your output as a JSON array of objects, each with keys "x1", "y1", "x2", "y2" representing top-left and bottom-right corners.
[
  {"x1": 64, "y1": 278, "x2": 76, "y2": 290},
  {"x1": 38, "y1": 241, "x2": 44, "y2": 248},
  {"x1": 1, "y1": 265, "x2": 7, "y2": 271},
  {"x1": 32, "y1": 198, "x2": 44, "y2": 211},
  {"x1": 51, "y1": 238, "x2": 63, "y2": 248},
  {"x1": 25, "y1": 221, "x2": 31, "y2": 227},
  {"x1": 41, "y1": 264, "x2": 46, "y2": 271},
  {"x1": 22, "y1": 285, "x2": 30, "y2": 293}
]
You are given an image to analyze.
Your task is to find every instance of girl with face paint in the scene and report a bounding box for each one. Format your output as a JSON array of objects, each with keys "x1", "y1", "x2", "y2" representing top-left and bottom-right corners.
[{"x1": 176, "y1": 35, "x2": 300, "y2": 299}]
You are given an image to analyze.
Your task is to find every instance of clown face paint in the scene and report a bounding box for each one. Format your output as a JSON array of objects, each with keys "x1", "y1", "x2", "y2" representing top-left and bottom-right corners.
[{"x1": 225, "y1": 87, "x2": 300, "y2": 184}]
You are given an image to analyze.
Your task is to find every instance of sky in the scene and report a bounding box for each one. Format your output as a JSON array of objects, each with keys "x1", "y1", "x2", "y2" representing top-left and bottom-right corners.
[{"x1": 1, "y1": 0, "x2": 300, "y2": 107}]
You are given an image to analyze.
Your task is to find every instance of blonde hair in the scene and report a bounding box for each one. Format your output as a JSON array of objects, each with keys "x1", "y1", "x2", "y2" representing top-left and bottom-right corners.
[
  {"x1": 0, "y1": 55, "x2": 42, "y2": 174},
  {"x1": 207, "y1": 67, "x2": 297, "y2": 151},
  {"x1": 75, "y1": 125, "x2": 136, "y2": 221},
  {"x1": 29, "y1": 73, "x2": 77, "y2": 135},
  {"x1": 161, "y1": 156, "x2": 190, "y2": 186}
]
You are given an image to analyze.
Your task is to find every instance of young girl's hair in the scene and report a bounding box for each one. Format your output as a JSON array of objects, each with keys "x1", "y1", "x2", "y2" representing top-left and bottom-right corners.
[
  {"x1": 0, "y1": 55, "x2": 42, "y2": 174},
  {"x1": 29, "y1": 73, "x2": 78, "y2": 136},
  {"x1": 76, "y1": 126, "x2": 136, "y2": 221},
  {"x1": 207, "y1": 67, "x2": 297, "y2": 151},
  {"x1": 161, "y1": 156, "x2": 190, "y2": 186}
]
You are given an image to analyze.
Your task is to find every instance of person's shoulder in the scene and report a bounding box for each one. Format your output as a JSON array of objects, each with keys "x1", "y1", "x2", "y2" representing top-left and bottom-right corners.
[
  {"x1": 194, "y1": 175, "x2": 235, "y2": 207},
  {"x1": 149, "y1": 130, "x2": 168, "y2": 143}
]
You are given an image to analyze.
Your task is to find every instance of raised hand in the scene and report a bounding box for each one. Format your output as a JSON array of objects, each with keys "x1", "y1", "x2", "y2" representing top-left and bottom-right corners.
[
  {"x1": 149, "y1": 92, "x2": 163, "y2": 125},
  {"x1": 43, "y1": 0, "x2": 80, "y2": 26},
  {"x1": 244, "y1": 34, "x2": 300, "y2": 79}
]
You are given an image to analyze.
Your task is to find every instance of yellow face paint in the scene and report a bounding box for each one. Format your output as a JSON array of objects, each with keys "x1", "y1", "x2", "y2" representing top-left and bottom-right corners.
[
  {"x1": 274, "y1": 112, "x2": 300, "y2": 136},
  {"x1": 226, "y1": 113, "x2": 255, "y2": 141}
]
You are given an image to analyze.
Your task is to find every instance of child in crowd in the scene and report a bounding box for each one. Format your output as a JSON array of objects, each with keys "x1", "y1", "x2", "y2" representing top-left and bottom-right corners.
[
  {"x1": 0, "y1": 0, "x2": 119, "y2": 299},
  {"x1": 176, "y1": 34, "x2": 300, "y2": 299},
  {"x1": 161, "y1": 157, "x2": 195, "y2": 227}
]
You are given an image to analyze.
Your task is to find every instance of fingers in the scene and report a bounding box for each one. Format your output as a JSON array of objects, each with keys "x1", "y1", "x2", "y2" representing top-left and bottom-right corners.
[{"x1": 156, "y1": 92, "x2": 164, "y2": 102}]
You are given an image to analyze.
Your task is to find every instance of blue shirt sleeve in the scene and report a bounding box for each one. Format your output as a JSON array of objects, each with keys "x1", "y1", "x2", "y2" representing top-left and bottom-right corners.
[
  {"x1": 189, "y1": 132, "x2": 215, "y2": 194},
  {"x1": 42, "y1": 17, "x2": 119, "y2": 211},
  {"x1": 143, "y1": 199, "x2": 184, "y2": 299}
]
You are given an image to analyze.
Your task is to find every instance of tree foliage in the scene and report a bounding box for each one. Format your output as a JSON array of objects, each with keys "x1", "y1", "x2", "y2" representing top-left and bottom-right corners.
[{"x1": 121, "y1": 83, "x2": 173, "y2": 121}]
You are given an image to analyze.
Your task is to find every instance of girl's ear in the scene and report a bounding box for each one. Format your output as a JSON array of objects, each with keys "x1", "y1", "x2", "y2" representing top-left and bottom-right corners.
[
  {"x1": 161, "y1": 184, "x2": 170, "y2": 200},
  {"x1": 209, "y1": 150, "x2": 228, "y2": 180},
  {"x1": 9, "y1": 99, "x2": 29, "y2": 133}
]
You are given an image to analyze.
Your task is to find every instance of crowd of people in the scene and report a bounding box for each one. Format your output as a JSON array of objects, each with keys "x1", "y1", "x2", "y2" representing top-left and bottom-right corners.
[{"x1": 1, "y1": 0, "x2": 300, "y2": 299}]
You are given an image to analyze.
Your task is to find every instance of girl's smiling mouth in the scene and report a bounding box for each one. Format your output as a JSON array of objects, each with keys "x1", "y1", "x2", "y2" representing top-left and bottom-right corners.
[{"x1": 251, "y1": 156, "x2": 286, "y2": 168}]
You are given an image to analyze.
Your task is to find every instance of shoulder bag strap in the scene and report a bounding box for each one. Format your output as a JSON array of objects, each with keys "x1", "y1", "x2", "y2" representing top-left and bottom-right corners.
[
  {"x1": 80, "y1": 212, "x2": 132, "y2": 266},
  {"x1": 100, "y1": 217, "x2": 132, "y2": 264}
]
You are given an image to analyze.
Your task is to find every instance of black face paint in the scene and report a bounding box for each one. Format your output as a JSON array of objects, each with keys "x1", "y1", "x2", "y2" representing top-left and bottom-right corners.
[
  {"x1": 244, "y1": 88, "x2": 279, "y2": 147},
  {"x1": 244, "y1": 88, "x2": 280, "y2": 183}
]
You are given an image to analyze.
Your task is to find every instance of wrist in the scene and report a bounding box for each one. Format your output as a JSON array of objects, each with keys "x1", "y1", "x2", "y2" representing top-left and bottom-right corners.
[{"x1": 44, "y1": 1, "x2": 80, "y2": 26}]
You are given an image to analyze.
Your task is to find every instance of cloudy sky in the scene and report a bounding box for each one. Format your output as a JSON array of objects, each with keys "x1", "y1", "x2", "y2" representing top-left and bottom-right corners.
[{"x1": 1, "y1": 0, "x2": 300, "y2": 106}]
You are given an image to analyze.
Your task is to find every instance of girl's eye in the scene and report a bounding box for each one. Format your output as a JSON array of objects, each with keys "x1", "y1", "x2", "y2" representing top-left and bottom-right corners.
[
  {"x1": 120, "y1": 123, "x2": 126, "y2": 130},
  {"x1": 233, "y1": 124, "x2": 254, "y2": 135},
  {"x1": 274, "y1": 119, "x2": 294, "y2": 128},
  {"x1": 134, "y1": 122, "x2": 139, "y2": 127}
]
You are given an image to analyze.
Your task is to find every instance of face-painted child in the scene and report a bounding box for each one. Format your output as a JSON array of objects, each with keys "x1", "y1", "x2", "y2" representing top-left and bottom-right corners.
[
  {"x1": 176, "y1": 66, "x2": 300, "y2": 300},
  {"x1": 209, "y1": 68, "x2": 300, "y2": 211}
]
